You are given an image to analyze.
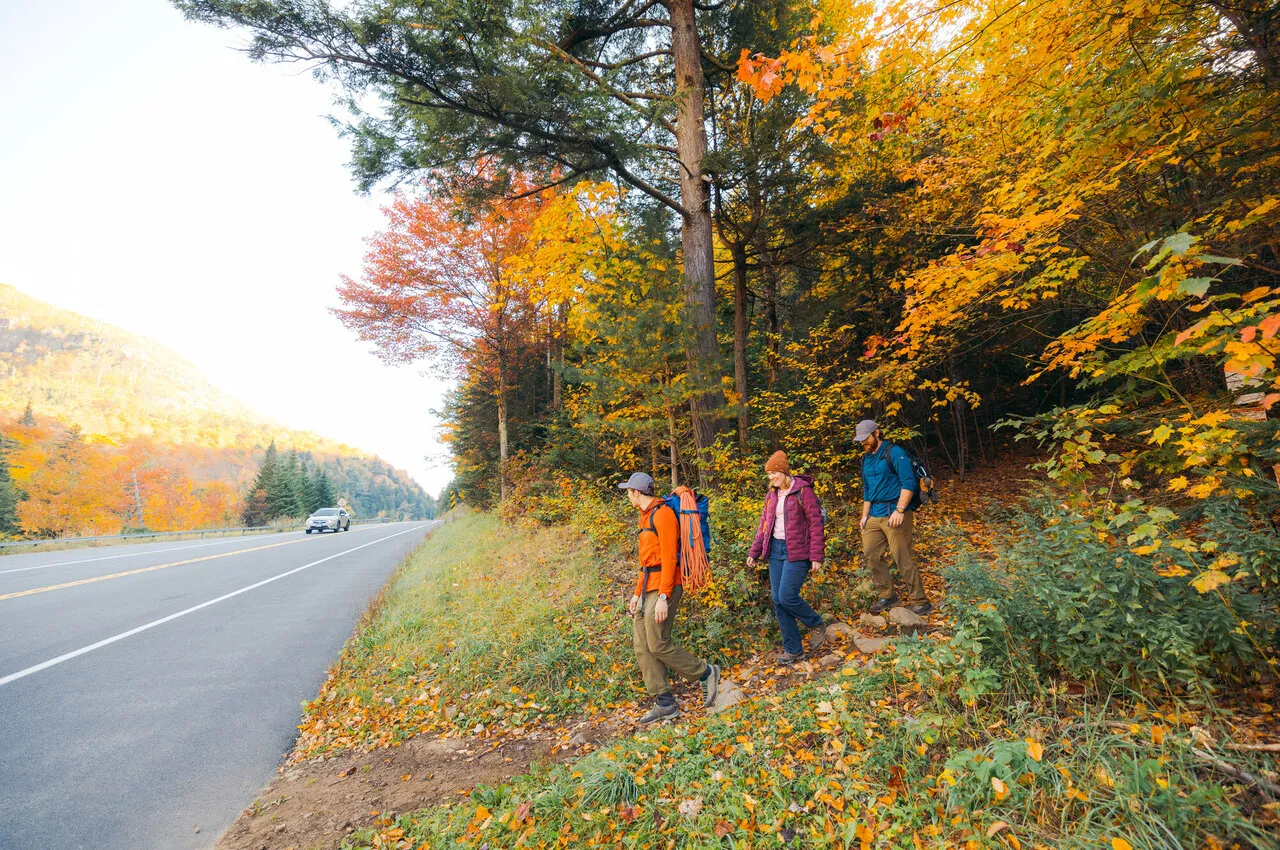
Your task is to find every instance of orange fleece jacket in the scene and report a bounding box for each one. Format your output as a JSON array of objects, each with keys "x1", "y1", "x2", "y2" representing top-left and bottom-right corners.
[{"x1": 634, "y1": 499, "x2": 681, "y2": 597}]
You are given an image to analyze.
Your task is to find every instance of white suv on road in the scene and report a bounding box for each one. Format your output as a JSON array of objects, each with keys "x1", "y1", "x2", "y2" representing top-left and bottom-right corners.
[{"x1": 305, "y1": 508, "x2": 350, "y2": 533}]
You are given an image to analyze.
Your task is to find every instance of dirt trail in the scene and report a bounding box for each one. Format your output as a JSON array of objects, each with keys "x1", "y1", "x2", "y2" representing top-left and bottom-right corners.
[{"x1": 216, "y1": 735, "x2": 549, "y2": 850}]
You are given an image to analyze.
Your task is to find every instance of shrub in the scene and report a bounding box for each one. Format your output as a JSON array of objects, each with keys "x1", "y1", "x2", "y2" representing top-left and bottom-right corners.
[{"x1": 944, "y1": 500, "x2": 1274, "y2": 694}]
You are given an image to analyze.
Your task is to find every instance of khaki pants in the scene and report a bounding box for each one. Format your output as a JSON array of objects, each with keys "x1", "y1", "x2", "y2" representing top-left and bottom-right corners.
[
  {"x1": 632, "y1": 586, "x2": 707, "y2": 697},
  {"x1": 862, "y1": 512, "x2": 927, "y2": 605}
]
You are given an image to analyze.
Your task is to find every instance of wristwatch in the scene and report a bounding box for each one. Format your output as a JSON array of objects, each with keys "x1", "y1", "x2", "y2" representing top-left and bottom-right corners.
[
  {"x1": 892, "y1": 508, "x2": 905, "y2": 515},
  {"x1": 658, "y1": 593, "x2": 670, "y2": 603}
]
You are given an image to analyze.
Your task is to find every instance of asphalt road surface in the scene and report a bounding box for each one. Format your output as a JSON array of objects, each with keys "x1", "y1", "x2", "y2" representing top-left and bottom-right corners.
[{"x1": 0, "y1": 521, "x2": 439, "y2": 850}]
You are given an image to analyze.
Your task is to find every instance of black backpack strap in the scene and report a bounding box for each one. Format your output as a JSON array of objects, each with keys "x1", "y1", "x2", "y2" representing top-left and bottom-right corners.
[
  {"x1": 638, "y1": 502, "x2": 674, "y2": 537},
  {"x1": 880, "y1": 443, "x2": 898, "y2": 480}
]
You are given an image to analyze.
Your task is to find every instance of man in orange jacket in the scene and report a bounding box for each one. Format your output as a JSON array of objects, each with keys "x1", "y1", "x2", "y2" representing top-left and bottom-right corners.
[{"x1": 619, "y1": 472, "x2": 719, "y2": 722}]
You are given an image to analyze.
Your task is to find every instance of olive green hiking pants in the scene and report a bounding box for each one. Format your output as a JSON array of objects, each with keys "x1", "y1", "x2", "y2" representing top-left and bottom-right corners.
[
  {"x1": 861, "y1": 511, "x2": 928, "y2": 605},
  {"x1": 632, "y1": 586, "x2": 708, "y2": 697}
]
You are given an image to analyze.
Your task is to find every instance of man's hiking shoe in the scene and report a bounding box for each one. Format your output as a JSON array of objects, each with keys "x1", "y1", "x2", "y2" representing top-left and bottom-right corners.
[
  {"x1": 639, "y1": 699, "x2": 681, "y2": 724},
  {"x1": 908, "y1": 601, "x2": 934, "y2": 617},
  {"x1": 869, "y1": 595, "x2": 900, "y2": 615},
  {"x1": 808, "y1": 623, "x2": 828, "y2": 652},
  {"x1": 701, "y1": 663, "x2": 720, "y2": 708},
  {"x1": 777, "y1": 651, "x2": 805, "y2": 666}
]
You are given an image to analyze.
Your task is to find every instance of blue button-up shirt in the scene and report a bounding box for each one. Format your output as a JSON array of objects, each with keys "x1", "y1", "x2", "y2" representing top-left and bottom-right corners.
[{"x1": 861, "y1": 443, "x2": 916, "y2": 517}]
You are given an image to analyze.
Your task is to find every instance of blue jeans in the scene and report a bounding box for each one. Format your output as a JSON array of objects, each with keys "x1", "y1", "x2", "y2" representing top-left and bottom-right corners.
[{"x1": 768, "y1": 538, "x2": 823, "y2": 654}]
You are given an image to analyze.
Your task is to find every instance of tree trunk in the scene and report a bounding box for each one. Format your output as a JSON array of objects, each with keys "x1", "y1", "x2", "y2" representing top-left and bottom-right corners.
[
  {"x1": 756, "y1": 237, "x2": 781, "y2": 387},
  {"x1": 668, "y1": 0, "x2": 726, "y2": 455},
  {"x1": 745, "y1": 170, "x2": 780, "y2": 387},
  {"x1": 552, "y1": 303, "x2": 566, "y2": 411},
  {"x1": 497, "y1": 360, "x2": 509, "y2": 503},
  {"x1": 667, "y1": 405, "x2": 680, "y2": 490},
  {"x1": 731, "y1": 240, "x2": 750, "y2": 452}
]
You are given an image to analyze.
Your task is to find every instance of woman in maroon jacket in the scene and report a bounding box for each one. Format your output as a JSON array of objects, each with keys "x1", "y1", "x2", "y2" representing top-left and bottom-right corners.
[{"x1": 747, "y1": 451, "x2": 828, "y2": 664}]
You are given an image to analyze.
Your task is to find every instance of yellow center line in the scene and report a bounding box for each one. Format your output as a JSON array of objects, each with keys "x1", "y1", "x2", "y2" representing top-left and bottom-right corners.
[{"x1": 0, "y1": 536, "x2": 315, "y2": 602}]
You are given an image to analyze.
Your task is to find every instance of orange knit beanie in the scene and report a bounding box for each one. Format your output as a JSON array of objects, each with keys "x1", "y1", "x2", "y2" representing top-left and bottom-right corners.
[{"x1": 765, "y1": 450, "x2": 789, "y2": 474}]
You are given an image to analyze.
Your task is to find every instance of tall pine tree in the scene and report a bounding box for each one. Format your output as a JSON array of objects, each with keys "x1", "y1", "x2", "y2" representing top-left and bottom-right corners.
[
  {"x1": 311, "y1": 468, "x2": 335, "y2": 513},
  {"x1": 242, "y1": 441, "x2": 279, "y2": 526},
  {"x1": 268, "y1": 450, "x2": 307, "y2": 519},
  {"x1": 0, "y1": 435, "x2": 21, "y2": 536}
]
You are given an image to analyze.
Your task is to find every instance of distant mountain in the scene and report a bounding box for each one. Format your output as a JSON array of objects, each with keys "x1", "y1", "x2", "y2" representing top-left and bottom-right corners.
[{"x1": 0, "y1": 284, "x2": 432, "y2": 526}]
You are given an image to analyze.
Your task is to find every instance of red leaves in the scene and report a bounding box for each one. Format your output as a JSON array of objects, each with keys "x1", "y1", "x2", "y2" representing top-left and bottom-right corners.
[
  {"x1": 869, "y1": 111, "x2": 908, "y2": 142},
  {"x1": 333, "y1": 177, "x2": 546, "y2": 372}
]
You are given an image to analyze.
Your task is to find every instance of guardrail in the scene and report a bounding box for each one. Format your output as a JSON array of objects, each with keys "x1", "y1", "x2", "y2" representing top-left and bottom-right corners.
[{"x1": 0, "y1": 517, "x2": 398, "y2": 550}]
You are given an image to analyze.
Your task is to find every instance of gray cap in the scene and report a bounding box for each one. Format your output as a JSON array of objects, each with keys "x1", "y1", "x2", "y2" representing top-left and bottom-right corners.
[
  {"x1": 617, "y1": 471, "x2": 655, "y2": 495},
  {"x1": 854, "y1": 419, "x2": 879, "y2": 441}
]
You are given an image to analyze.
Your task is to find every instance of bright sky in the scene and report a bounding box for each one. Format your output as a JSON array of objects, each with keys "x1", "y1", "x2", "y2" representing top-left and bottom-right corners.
[{"x1": 0, "y1": 0, "x2": 454, "y2": 496}]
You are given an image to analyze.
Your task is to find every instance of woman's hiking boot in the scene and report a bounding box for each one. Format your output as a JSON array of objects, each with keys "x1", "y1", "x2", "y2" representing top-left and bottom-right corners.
[
  {"x1": 908, "y1": 601, "x2": 934, "y2": 617},
  {"x1": 777, "y1": 650, "x2": 805, "y2": 666},
  {"x1": 700, "y1": 663, "x2": 720, "y2": 708},
  {"x1": 868, "y1": 594, "x2": 900, "y2": 615},
  {"x1": 808, "y1": 622, "x2": 828, "y2": 652},
  {"x1": 639, "y1": 693, "x2": 680, "y2": 723}
]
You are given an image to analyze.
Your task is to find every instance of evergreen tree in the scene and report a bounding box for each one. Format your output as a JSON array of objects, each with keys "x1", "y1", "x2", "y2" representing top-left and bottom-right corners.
[
  {"x1": 242, "y1": 487, "x2": 270, "y2": 527},
  {"x1": 268, "y1": 450, "x2": 306, "y2": 519},
  {"x1": 243, "y1": 441, "x2": 280, "y2": 525},
  {"x1": 249, "y1": 441, "x2": 279, "y2": 495},
  {"x1": 297, "y1": 459, "x2": 319, "y2": 515},
  {"x1": 19, "y1": 402, "x2": 36, "y2": 427},
  {"x1": 311, "y1": 468, "x2": 335, "y2": 511},
  {"x1": 0, "y1": 435, "x2": 21, "y2": 535}
]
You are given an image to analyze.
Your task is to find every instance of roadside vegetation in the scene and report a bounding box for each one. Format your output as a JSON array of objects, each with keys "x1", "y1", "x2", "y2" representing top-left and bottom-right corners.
[
  {"x1": 334, "y1": 491, "x2": 1278, "y2": 850},
  {"x1": 294, "y1": 512, "x2": 780, "y2": 762}
]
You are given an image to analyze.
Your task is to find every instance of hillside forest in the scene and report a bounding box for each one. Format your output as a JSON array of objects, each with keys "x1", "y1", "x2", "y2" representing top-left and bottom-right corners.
[{"x1": 0, "y1": 285, "x2": 435, "y2": 537}]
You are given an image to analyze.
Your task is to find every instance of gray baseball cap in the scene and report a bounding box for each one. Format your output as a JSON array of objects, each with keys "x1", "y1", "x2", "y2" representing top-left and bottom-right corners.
[
  {"x1": 854, "y1": 419, "x2": 879, "y2": 441},
  {"x1": 617, "y1": 471, "x2": 655, "y2": 494}
]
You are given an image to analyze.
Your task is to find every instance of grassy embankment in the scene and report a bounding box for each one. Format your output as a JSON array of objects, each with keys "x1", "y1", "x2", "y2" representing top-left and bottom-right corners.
[
  {"x1": 293, "y1": 512, "x2": 773, "y2": 763},
  {"x1": 316, "y1": 504, "x2": 1278, "y2": 850}
]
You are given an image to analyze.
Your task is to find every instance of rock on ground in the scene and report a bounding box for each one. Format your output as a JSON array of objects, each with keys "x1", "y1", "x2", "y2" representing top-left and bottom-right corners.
[
  {"x1": 825, "y1": 622, "x2": 857, "y2": 639},
  {"x1": 854, "y1": 636, "x2": 890, "y2": 654},
  {"x1": 710, "y1": 679, "x2": 746, "y2": 714},
  {"x1": 889, "y1": 606, "x2": 926, "y2": 627},
  {"x1": 858, "y1": 613, "x2": 888, "y2": 629}
]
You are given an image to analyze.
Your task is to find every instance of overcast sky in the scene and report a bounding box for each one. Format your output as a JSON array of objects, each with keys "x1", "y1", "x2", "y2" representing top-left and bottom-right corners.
[{"x1": 0, "y1": 0, "x2": 454, "y2": 495}]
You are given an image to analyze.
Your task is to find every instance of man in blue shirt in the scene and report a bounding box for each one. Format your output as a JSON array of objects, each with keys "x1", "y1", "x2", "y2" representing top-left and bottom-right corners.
[{"x1": 857, "y1": 419, "x2": 932, "y2": 616}]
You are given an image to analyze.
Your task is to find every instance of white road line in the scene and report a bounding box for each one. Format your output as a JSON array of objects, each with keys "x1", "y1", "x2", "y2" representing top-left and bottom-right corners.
[
  {"x1": 0, "y1": 523, "x2": 383, "y2": 576},
  {"x1": 0, "y1": 523, "x2": 434, "y2": 688}
]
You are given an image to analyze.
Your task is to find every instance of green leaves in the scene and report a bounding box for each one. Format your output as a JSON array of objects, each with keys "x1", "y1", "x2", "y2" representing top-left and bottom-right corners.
[{"x1": 1139, "y1": 232, "x2": 1195, "y2": 270}]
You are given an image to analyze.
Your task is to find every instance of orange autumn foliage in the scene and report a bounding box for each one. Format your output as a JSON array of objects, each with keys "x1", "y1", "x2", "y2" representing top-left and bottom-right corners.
[{"x1": 3, "y1": 415, "x2": 240, "y2": 537}]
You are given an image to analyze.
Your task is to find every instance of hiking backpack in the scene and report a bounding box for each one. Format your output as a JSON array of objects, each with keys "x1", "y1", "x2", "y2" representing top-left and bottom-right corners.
[
  {"x1": 639, "y1": 486, "x2": 713, "y2": 591},
  {"x1": 872, "y1": 443, "x2": 940, "y2": 509}
]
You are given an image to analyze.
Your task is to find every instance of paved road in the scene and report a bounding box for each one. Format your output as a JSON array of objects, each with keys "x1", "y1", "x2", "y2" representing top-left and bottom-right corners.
[{"x1": 0, "y1": 521, "x2": 439, "y2": 850}]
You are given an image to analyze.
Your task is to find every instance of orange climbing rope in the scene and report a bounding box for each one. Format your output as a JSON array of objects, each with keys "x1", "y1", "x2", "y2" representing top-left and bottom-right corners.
[{"x1": 672, "y1": 485, "x2": 713, "y2": 592}]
